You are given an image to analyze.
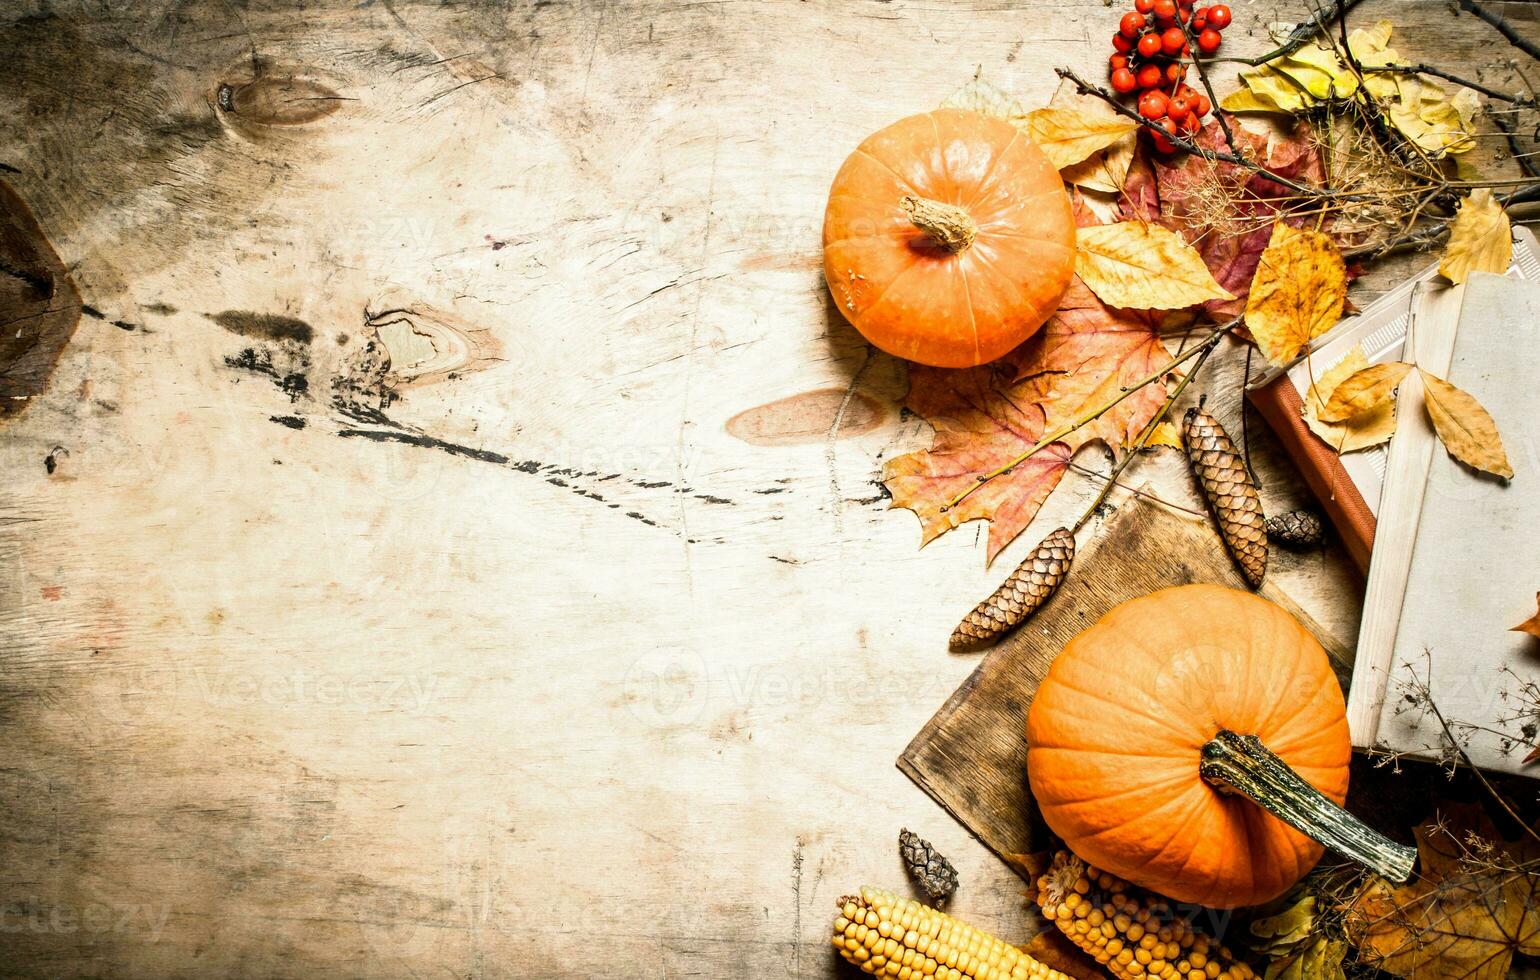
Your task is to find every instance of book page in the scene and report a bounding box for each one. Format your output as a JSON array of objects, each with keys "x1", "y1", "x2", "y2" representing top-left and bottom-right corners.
[{"x1": 1376, "y1": 273, "x2": 1540, "y2": 775}]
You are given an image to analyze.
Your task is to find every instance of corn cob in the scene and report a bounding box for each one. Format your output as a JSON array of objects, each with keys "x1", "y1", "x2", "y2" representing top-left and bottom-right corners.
[
  {"x1": 950, "y1": 527, "x2": 1075, "y2": 651},
  {"x1": 833, "y1": 887, "x2": 1073, "y2": 980},
  {"x1": 1034, "y1": 851, "x2": 1257, "y2": 980},
  {"x1": 1183, "y1": 406, "x2": 1267, "y2": 589}
]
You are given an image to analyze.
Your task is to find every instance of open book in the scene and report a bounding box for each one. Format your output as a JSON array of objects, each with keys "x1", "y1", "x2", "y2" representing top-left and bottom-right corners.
[
  {"x1": 1345, "y1": 271, "x2": 1540, "y2": 775},
  {"x1": 1247, "y1": 227, "x2": 1540, "y2": 570}
]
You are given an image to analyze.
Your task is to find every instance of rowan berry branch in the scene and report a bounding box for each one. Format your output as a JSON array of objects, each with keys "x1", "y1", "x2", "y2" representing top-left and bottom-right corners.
[
  {"x1": 1055, "y1": 68, "x2": 1343, "y2": 199},
  {"x1": 942, "y1": 320, "x2": 1238, "y2": 514}
]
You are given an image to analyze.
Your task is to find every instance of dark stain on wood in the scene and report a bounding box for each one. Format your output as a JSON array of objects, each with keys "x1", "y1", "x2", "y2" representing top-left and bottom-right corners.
[
  {"x1": 216, "y1": 76, "x2": 347, "y2": 126},
  {"x1": 269, "y1": 415, "x2": 306, "y2": 430},
  {"x1": 0, "y1": 179, "x2": 82, "y2": 422},
  {"x1": 209, "y1": 310, "x2": 315, "y2": 345},
  {"x1": 726, "y1": 388, "x2": 886, "y2": 446}
]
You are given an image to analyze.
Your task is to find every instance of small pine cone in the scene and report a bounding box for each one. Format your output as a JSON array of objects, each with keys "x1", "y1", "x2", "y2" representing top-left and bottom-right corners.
[
  {"x1": 1183, "y1": 407, "x2": 1267, "y2": 589},
  {"x1": 949, "y1": 527, "x2": 1075, "y2": 651},
  {"x1": 1265, "y1": 509, "x2": 1324, "y2": 548},
  {"x1": 899, "y1": 828, "x2": 958, "y2": 902}
]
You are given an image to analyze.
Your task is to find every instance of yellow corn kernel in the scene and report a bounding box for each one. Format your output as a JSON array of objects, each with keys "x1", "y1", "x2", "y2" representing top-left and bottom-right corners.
[
  {"x1": 1033, "y1": 852, "x2": 1260, "y2": 980},
  {"x1": 833, "y1": 889, "x2": 1076, "y2": 980}
]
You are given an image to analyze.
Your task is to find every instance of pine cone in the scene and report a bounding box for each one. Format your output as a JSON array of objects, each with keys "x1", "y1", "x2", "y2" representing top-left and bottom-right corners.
[
  {"x1": 1265, "y1": 509, "x2": 1324, "y2": 548},
  {"x1": 949, "y1": 527, "x2": 1075, "y2": 651},
  {"x1": 899, "y1": 828, "x2": 958, "y2": 902},
  {"x1": 1183, "y1": 407, "x2": 1267, "y2": 589}
]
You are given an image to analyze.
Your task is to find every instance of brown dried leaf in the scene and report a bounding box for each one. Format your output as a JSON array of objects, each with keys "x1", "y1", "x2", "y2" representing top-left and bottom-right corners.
[
  {"x1": 1511, "y1": 593, "x2": 1540, "y2": 639},
  {"x1": 1075, "y1": 222, "x2": 1233, "y2": 311},
  {"x1": 1302, "y1": 347, "x2": 1397, "y2": 453},
  {"x1": 1246, "y1": 223, "x2": 1347, "y2": 366},
  {"x1": 1345, "y1": 806, "x2": 1540, "y2": 980},
  {"x1": 1440, "y1": 189, "x2": 1513, "y2": 285},
  {"x1": 1318, "y1": 361, "x2": 1413, "y2": 423},
  {"x1": 883, "y1": 367, "x2": 1070, "y2": 565},
  {"x1": 1419, "y1": 369, "x2": 1513, "y2": 479}
]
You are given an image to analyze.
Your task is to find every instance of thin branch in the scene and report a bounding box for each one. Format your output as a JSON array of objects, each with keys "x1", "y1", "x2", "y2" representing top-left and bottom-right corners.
[
  {"x1": 1175, "y1": 17, "x2": 1236, "y2": 152},
  {"x1": 1071, "y1": 336, "x2": 1218, "y2": 532},
  {"x1": 1056, "y1": 69, "x2": 1337, "y2": 198},
  {"x1": 1457, "y1": 0, "x2": 1540, "y2": 65},
  {"x1": 942, "y1": 321, "x2": 1238, "y2": 513},
  {"x1": 1205, "y1": 0, "x2": 1368, "y2": 67},
  {"x1": 1360, "y1": 63, "x2": 1536, "y2": 105}
]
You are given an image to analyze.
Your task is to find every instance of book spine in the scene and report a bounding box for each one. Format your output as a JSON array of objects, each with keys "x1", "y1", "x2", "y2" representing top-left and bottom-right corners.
[{"x1": 1246, "y1": 379, "x2": 1375, "y2": 573}]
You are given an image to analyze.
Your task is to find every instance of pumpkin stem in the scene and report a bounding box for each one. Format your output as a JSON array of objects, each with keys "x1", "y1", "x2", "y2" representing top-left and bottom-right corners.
[
  {"x1": 900, "y1": 195, "x2": 977, "y2": 253},
  {"x1": 1200, "y1": 730, "x2": 1416, "y2": 884}
]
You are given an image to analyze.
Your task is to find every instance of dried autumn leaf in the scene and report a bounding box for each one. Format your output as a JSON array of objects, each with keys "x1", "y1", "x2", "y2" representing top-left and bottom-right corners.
[
  {"x1": 1024, "y1": 103, "x2": 1141, "y2": 171},
  {"x1": 1246, "y1": 223, "x2": 1346, "y2": 366},
  {"x1": 1250, "y1": 893, "x2": 1317, "y2": 956},
  {"x1": 884, "y1": 367, "x2": 1070, "y2": 565},
  {"x1": 1318, "y1": 361, "x2": 1413, "y2": 423},
  {"x1": 1512, "y1": 593, "x2": 1540, "y2": 639},
  {"x1": 1061, "y1": 131, "x2": 1136, "y2": 195},
  {"x1": 1075, "y1": 222, "x2": 1234, "y2": 311},
  {"x1": 1146, "y1": 421, "x2": 1182, "y2": 449},
  {"x1": 1303, "y1": 346, "x2": 1397, "y2": 453},
  {"x1": 1265, "y1": 937, "x2": 1347, "y2": 980},
  {"x1": 1419, "y1": 369, "x2": 1513, "y2": 478},
  {"x1": 1010, "y1": 275, "x2": 1173, "y2": 452},
  {"x1": 1440, "y1": 189, "x2": 1513, "y2": 285},
  {"x1": 1345, "y1": 805, "x2": 1540, "y2": 980},
  {"x1": 940, "y1": 74, "x2": 1025, "y2": 123}
]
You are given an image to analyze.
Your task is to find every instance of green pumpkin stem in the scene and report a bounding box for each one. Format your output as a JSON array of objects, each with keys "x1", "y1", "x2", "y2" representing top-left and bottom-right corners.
[
  {"x1": 900, "y1": 195, "x2": 977, "y2": 253},
  {"x1": 1200, "y1": 730, "x2": 1416, "y2": 884}
]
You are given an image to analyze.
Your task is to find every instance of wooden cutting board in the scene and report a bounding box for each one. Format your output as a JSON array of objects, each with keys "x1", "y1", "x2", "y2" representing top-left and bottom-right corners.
[{"x1": 897, "y1": 497, "x2": 1354, "y2": 878}]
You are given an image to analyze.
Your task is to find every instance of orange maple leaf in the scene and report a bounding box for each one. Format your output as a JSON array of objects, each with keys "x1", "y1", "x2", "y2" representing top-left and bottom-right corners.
[
  {"x1": 1012, "y1": 275, "x2": 1174, "y2": 453},
  {"x1": 883, "y1": 367, "x2": 1070, "y2": 565}
]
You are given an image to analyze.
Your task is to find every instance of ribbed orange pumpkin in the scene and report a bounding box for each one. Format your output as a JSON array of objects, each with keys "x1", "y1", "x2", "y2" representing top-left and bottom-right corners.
[
  {"x1": 1026, "y1": 585, "x2": 1406, "y2": 909},
  {"x1": 822, "y1": 108, "x2": 1076, "y2": 368}
]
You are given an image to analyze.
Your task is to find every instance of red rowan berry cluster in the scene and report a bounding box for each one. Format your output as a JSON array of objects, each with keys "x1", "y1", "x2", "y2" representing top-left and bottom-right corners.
[{"x1": 1108, "y1": 0, "x2": 1232, "y2": 152}]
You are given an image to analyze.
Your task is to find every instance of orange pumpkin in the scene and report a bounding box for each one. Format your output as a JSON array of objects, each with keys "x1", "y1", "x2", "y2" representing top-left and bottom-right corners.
[
  {"x1": 822, "y1": 108, "x2": 1076, "y2": 368},
  {"x1": 1026, "y1": 584, "x2": 1413, "y2": 909}
]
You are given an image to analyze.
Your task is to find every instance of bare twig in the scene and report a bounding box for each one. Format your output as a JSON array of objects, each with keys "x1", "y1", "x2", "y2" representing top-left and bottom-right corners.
[
  {"x1": 1203, "y1": 0, "x2": 1367, "y2": 67},
  {"x1": 1071, "y1": 336, "x2": 1219, "y2": 533},
  {"x1": 942, "y1": 321, "x2": 1237, "y2": 513},
  {"x1": 1457, "y1": 0, "x2": 1540, "y2": 65},
  {"x1": 1361, "y1": 63, "x2": 1536, "y2": 105}
]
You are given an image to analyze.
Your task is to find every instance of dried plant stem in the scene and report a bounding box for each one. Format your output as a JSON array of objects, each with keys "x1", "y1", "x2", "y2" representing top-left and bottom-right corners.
[
  {"x1": 1065, "y1": 462, "x2": 1207, "y2": 518},
  {"x1": 1071, "y1": 335, "x2": 1218, "y2": 533},
  {"x1": 1360, "y1": 63, "x2": 1535, "y2": 105},
  {"x1": 1176, "y1": 20, "x2": 1236, "y2": 152},
  {"x1": 1408, "y1": 653, "x2": 1540, "y2": 848},
  {"x1": 942, "y1": 321, "x2": 1236, "y2": 514},
  {"x1": 1203, "y1": 0, "x2": 1366, "y2": 67},
  {"x1": 1457, "y1": 0, "x2": 1540, "y2": 65}
]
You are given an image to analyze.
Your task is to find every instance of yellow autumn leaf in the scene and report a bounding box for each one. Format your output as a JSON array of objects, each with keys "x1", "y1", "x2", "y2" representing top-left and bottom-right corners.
[
  {"x1": 1440, "y1": 189, "x2": 1513, "y2": 284},
  {"x1": 1061, "y1": 130, "x2": 1136, "y2": 193},
  {"x1": 1245, "y1": 223, "x2": 1347, "y2": 366},
  {"x1": 1146, "y1": 421, "x2": 1182, "y2": 449},
  {"x1": 1319, "y1": 361, "x2": 1414, "y2": 423},
  {"x1": 1419, "y1": 369, "x2": 1513, "y2": 478},
  {"x1": 1346, "y1": 20, "x2": 1394, "y2": 62},
  {"x1": 1274, "y1": 44, "x2": 1358, "y2": 99},
  {"x1": 1074, "y1": 222, "x2": 1234, "y2": 310},
  {"x1": 1220, "y1": 86, "x2": 1287, "y2": 114},
  {"x1": 940, "y1": 75, "x2": 1025, "y2": 122},
  {"x1": 1024, "y1": 103, "x2": 1141, "y2": 170},
  {"x1": 1303, "y1": 347, "x2": 1398, "y2": 453},
  {"x1": 1230, "y1": 66, "x2": 1314, "y2": 114}
]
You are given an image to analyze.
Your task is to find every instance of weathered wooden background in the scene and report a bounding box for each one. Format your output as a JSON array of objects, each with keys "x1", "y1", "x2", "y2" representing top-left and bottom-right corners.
[{"x1": 1, "y1": 1, "x2": 1535, "y2": 977}]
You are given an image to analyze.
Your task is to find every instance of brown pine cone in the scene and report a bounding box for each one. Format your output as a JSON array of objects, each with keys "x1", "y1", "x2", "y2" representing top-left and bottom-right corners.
[
  {"x1": 949, "y1": 526, "x2": 1075, "y2": 651},
  {"x1": 899, "y1": 828, "x2": 958, "y2": 902},
  {"x1": 1183, "y1": 407, "x2": 1267, "y2": 589},
  {"x1": 1265, "y1": 509, "x2": 1324, "y2": 548}
]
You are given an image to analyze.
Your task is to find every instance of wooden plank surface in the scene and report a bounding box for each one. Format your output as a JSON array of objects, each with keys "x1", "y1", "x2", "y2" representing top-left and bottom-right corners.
[
  {"x1": 898, "y1": 496, "x2": 1354, "y2": 878},
  {"x1": 0, "y1": 1, "x2": 1534, "y2": 977}
]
